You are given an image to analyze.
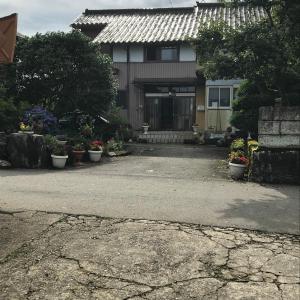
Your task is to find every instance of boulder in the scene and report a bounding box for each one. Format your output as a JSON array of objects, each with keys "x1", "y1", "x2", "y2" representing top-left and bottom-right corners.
[
  {"x1": 7, "y1": 133, "x2": 46, "y2": 169},
  {"x1": 0, "y1": 132, "x2": 7, "y2": 159},
  {"x1": 0, "y1": 159, "x2": 11, "y2": 169}
]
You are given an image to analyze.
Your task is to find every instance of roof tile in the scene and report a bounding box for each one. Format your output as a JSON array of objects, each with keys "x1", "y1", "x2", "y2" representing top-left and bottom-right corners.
[{"x1": 72, "y1": 4, "x2": 266, "y2": 44}]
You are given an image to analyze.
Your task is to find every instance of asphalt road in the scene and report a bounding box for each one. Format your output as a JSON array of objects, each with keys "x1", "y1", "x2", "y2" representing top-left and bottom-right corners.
[{"x1": 0, "y1": 144, "x2": 299, "y2": 234}]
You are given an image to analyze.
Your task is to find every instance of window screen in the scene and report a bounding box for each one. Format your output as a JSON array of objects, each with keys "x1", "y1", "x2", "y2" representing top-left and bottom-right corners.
[
  {"x1": 220, "y1": 88, "x2": 230, "y2": 107},
  {"x1": 208, "y1": 87, "x2": 231, "y2": 108},
  {"x1": 208, "y1": 88, "x2": 219, "y2": 108},
  {"x1": 161, "y1": 47, "x2": 177, "y2": 61}
]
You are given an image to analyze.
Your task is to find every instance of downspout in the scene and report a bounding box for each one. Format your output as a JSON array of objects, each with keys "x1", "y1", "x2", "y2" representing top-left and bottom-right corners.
[{"x1": 126, "y1": 44, "x2": 130, "y2": 124}]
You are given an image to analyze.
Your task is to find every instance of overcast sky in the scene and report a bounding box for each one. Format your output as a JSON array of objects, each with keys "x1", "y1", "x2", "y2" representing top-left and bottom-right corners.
[{"x1": 0, "y1": 0, "x2": 216, "y2": 36}]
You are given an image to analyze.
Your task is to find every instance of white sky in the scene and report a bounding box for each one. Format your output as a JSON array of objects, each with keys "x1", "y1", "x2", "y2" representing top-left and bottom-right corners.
[{"x1": 0, "y1": 0, "x2": 217, "y2": 36}]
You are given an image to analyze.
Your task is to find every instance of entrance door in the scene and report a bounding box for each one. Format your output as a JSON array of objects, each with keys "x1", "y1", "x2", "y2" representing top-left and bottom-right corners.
[
  {"x1": 161, "y1": 97, "x2": 173, "y2": 130},
  {"x1": 173, "y1": 96, "x2": 195, "y2": 130},
  {"x1": 145, "y1": 96, "x2": 195, "y2": 131}
]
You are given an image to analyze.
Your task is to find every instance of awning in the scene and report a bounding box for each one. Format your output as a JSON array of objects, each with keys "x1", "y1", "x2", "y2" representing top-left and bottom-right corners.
[
  {"x1": 134, "y1": 78, "x2": 198, "y2": 86},
  {"x1": 0, "y1": 13, "x2": 18, "y2": 64}
]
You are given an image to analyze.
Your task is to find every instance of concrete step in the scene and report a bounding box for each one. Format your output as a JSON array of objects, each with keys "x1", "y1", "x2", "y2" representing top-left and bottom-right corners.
[{"x1": 138, "y1": 131, "x2": 195, "y2": 144}]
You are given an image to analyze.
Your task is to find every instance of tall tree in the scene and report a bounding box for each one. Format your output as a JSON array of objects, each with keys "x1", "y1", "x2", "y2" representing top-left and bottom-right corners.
[
  {"x1": 6, "y1": 31, "x2": 117, "y2": 117},
  {"x1": 194, "y1": 0, "x2": 300, "y2": 133}
]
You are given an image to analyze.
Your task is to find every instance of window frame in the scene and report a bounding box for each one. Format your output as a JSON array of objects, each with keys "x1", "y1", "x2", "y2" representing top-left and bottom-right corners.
[
  {"x1": 206, "y1": 86, "x2": 233, "y2": 110},
  {"x1": 144, "y1": 45, "x2": 179, "y2": 62}
]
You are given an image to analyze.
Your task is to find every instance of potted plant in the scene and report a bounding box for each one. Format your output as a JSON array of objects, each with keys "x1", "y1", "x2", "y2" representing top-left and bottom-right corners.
[
  {"x1": 228, "y1": 150, "x2": 249, "y2": 180},
  {"x1": 72, "y1": 143, "x2": 85, "y2": 164},
  {"x1": 192, "y1": 123, "x2": 200, "y2": 135},
  {"x1": 56, "y1": 135, "x2": 68, "y2": 146},
  {"x1": 142, "y1": 123, "x2": 150, "y2": 134},
  {"x1": 19, "y1": 122, "x2": 34, "y2": 134},
  {"x1": 88, "y1": 140, "x2": 103, "y2": 162},
  {"x1": 51, "y1": 144, "x2": 68, "y2": 169}
]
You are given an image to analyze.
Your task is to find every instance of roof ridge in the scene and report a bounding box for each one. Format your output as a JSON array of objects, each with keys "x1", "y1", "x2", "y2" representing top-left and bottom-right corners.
[{"x1": 84, "y1": 7, "x2": 195, "y2": 15}]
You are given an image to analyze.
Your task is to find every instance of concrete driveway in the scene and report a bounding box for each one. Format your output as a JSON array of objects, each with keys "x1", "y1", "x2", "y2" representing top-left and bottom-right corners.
[{"x1": 0, "y1": 144, "x2": 299, "y2": 234}]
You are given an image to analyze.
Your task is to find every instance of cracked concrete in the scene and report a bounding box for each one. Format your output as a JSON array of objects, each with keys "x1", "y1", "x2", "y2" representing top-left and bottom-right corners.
[{"x1": 0, "y1": 211, "x2": 299, "y2": 299}]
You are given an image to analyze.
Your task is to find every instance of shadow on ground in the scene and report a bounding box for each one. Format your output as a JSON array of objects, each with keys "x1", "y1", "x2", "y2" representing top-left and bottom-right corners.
[{"x1": 219, "y1": 185, "x2": 300, "y2": 234}]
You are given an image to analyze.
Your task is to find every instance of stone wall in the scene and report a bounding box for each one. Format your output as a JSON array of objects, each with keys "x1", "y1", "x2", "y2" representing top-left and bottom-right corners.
[
  {"x1": 252, "y1": 105, "x2": 300, "y2": 184},
  {"x1": 250, "y1": 149, "x2": 300, "y2": 184},
  {"x1": 258, "y1": 105, "x2": 300, "y2": 148}
]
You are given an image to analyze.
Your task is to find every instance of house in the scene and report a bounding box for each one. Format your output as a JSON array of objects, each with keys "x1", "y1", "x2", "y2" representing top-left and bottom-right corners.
[{"x1": 72, "y1": 2, "x2": 265, "y2": 141}]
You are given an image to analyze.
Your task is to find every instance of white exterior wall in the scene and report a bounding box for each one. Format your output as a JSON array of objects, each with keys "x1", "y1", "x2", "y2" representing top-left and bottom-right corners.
[
  {"x1": 129, "y1": 45, "x2": 144, "y2": 62},
  {"x1": 179, "y1": 45, "x2": 196, "y2": 62},
  {"x1": 113, "y1": 45, "x2": 127, "y2": 62}
]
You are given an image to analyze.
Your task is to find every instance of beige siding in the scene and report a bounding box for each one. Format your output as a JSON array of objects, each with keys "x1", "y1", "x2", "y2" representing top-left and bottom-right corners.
[{"x1": 206, "y1": 110, "x2": 232, "y2": 132}]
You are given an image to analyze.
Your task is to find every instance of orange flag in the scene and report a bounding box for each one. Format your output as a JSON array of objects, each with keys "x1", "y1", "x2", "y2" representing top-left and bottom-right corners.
[{"x1": 0, "y1": 13, "x2": 17, "y2": 64}]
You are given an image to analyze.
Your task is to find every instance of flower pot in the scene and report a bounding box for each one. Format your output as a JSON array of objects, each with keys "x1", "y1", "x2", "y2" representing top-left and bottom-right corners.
[
  {"x1": 142, "y1": 125, "x2": 149, "y2": 134},
  {"x1": 229, "y1": 162, "x2": 247, "y2": 180},
  {"x1": 51, "y1": 154, "x2": 68, "y2": 169},
  {"x1": 72, "y1": 150, "x2": 85, "y2": 165},
  {"x1": 192, "y1": 125, "x2": 199, "y2": 135},
  {"x1": 88, "y1": 150, "x2": 103, "y2": 162},
  {"x1": 57, "y1": 140, "x2": 67, "y2": 146}
]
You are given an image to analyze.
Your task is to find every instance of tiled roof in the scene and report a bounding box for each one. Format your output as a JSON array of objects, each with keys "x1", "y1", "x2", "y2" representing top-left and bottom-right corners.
[{"x1": 72, "y1": 3, "x2": 266, "y2": 44}]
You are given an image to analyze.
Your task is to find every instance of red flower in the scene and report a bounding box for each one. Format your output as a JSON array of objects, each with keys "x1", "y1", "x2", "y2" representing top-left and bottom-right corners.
[{"x1": 90, "y1": 140, "x2": 103, "y2": 146}]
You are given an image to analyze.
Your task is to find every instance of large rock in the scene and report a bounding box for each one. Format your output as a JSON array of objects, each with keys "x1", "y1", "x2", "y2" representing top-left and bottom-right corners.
[
  {"x1": 0, "y1": 132, "x2": 7, "y2": 159},
  {"x1": 7, "y1": 133, "x2": 46, "y2": 169},
  {"x1": 0, "y1": 159, "x2": 11, "y2": 169}
]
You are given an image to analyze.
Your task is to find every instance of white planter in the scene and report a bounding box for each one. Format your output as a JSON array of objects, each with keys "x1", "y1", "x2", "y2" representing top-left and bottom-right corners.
[
  {"x1": 229, "y1": 162, "x2": 247, "y2": 179},
  {"x1": 88, "y1": 150, "x2": 103, "y2": 162},
  {"x1": 57, "y1": 140, "x2": 67, "y2": 146},
  {"x1": 51, "y1": 154, "x2": 68, "y2": 169},
  {"x1": 192, "y1": 125, "x2": 199, "y2": 135},
  {"x1": 142, "y1": 126, "x2": 149, "y2": 134}
]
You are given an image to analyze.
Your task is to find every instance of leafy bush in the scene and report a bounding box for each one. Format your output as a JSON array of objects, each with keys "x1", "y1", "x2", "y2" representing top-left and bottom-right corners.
[
  {"x1": 8, "y1": 31, "x2": 117, "y2": 117},
  {"x1": 230, "y1": 138, "x2": 245, "y2": 152},
  {"x1": 106, "y1": 138, "x2": 123, "y2": 152},
  {"x1": 23, "y1": 106, "x2": 57, "y2": 134},
  {"x1": 0, "y1": 85, "x2": 29, "y2": 132}
]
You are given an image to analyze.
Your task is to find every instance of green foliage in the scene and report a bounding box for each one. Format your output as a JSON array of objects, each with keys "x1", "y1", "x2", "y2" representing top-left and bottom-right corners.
[
  {"x1": 73, "y1": 143, "x2": 85, "y2": 151},
  {"x1": 44, "y1": 134, "x2": 58, "y2": 150},
  {"x1": 0, "y1": 85, "x2": 29, "y2": 131},
  {"x1": 230, "y1": 138, "x2": 245, "y2": 151},
  {"x1": 6, "y1": 31, "x2": 117, "y2": 117},
  {"x1": 230, "y1": 80, "x2": 275, "y2": 133},
  {"x1": 194, "y1": 0, "x2": 300, "y2": 133},
  {"x1": 106, "y1": 138, "x2": 123, "y2": 152},
  {"x1": 52, "y1": 144, "x2": 67, "y2": 156}
]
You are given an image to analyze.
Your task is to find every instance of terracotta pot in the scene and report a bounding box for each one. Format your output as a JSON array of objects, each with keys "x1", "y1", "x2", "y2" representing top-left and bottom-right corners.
[{"x1": 72, "y1": 150, "x2": 85, "y2": 164}]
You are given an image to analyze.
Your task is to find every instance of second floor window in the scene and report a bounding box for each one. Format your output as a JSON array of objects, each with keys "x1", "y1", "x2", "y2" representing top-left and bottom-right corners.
[{"x1": 146, "y1": 45, "x2": 178, "y2": 62}]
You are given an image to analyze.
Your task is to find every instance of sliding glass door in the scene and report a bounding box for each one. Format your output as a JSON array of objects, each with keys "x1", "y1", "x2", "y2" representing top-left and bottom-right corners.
[{"x1": 144, "y1": 95, "x2": 195, "y2": 131}]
